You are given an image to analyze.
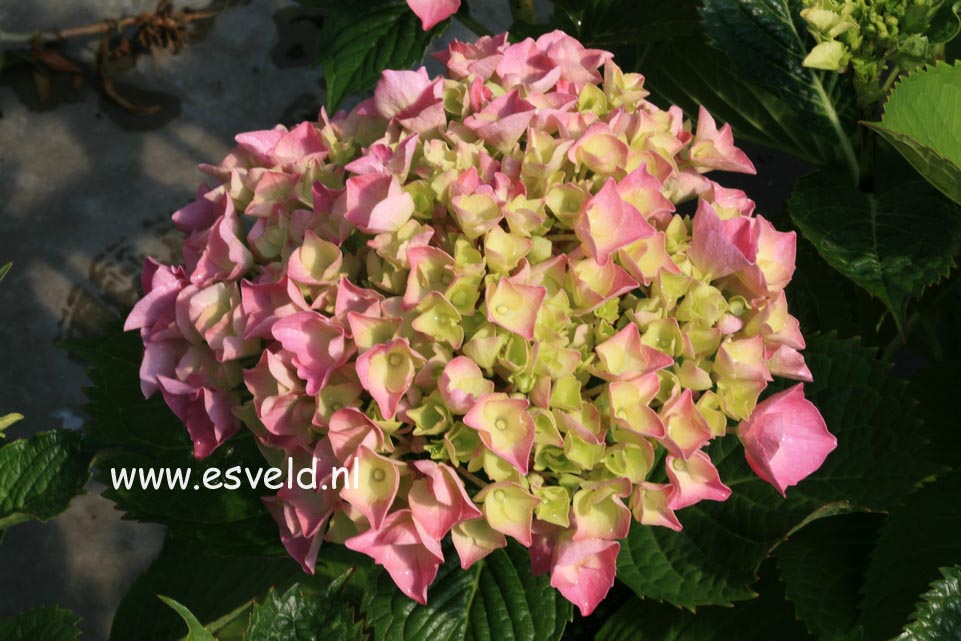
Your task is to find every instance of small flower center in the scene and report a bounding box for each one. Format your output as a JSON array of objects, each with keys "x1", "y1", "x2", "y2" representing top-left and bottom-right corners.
[
  {"x1": 496, "y1": 304, "x2": 509, "y2": 315},
  {"x1": 371, "y1": 468, "x2": 386, "y2": 482},
  {"x1": 493, "y1": 489, "x2": 506, "y2": 501},
  {"x1": 495, "y1": 418, "x2": 508, "y2": 431},
  {"x1": 388, "y1": 353, "x2": 404, "y2": 367}
]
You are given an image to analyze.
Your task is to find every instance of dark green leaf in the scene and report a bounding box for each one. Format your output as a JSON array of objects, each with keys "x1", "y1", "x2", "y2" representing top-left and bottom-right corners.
[
  {"x1": 860, "y1": 470, "x2": 961, "y2": 640},
  {"x1": 789, "y1": 169, "x2": 961, "y2": 328},
  {"x1": 547, "y1": 0, "x2": 702, "y2": 45},
  {"x1": 0, "y1": 429, "x2": 90, "y2": 529},
  {"x1": 158, "y1": 597, "x2": 216, "y2": 641},
  {"x1": 110, "y1": 536, "x2": 302, "y2": 641},
  {"x1": 776, "y1": 513, "x2": 884, "y2": 639},
  {"x1": 363, "y1": 542, "x2": 570, "y2": 641},
  {"x1": 635, "y1": 38, "x2": 846, "y2": 165},
  {"x1": 618, "y1": 333, "x2": 936, "y2": 608},
  {"x1": 246, "y1": 573, "x2": 365, "y2": 641},
  {"x1": 0, "y1": 607, "x2": 81, "y2": 641},
  {"x1": 911, "y1": 362, "x2": 961, "y2": 468},
  {"x1": 896, "y1": 566, "x2": 961, "y2": 641},
  {"x1": 700, "y1": 0, "x2": 859, "y2": 175},
  {"x1": 597, "y1": 562, "x2": 813, "y2": 641},
  {"x1": 317, "y1": 0, "x2": 448, "y2": 111},
  {"x1": 865, "y1": 61, "x2": 961, "y2": 205},
  {"x1": 67, "y1": 327, "x2": 282, "y2": 554},
  {"x1": 0, "y1": 262, "x2": 11, "y2": 282}
]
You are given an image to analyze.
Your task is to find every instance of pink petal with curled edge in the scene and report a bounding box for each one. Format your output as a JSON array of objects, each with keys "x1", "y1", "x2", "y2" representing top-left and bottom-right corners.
[
  {"x1": 464, "y1": 90, "x2": 536, "y2": 151},
  {"x1": 345, "y1": 509, "x2": 444, "y2": 605},
  {"x1": 739, "y1": 215, "x2": 797, "y2": 295},
  {"x1": 190, "y1": 200, "x2": 254, "y2": 286},
  {"x1": 271, "y1": 311, "x2": 349, "y2": 396},
  {"x1": 406, "y1": 0, "x2": 460, "y2": 30},
  {"x1": 157, "y1": 376, "x2": 240, "y2": 459},
  {"x1": 409, "y1": 460, "x2": 482, "y2": 540},
  {"x1": 495, "y1": 38, "x2": 562, "y2": 92},
  {"x1": 171, "y1": 186, "x2": 219, "y2": 233},
  {"x1": 240, "y1": 277, "x2": 298, "y2": 340},
  {"x1": 766, "y1": 345, "x2": 813, "y2": 382},
  {"x1": 263, "y1": 495, "x2": 324, "y2": 574},
  {"x1": 327, "y1": 407, "x2": 385, "y2": 462},
  {"x1": 550, "y1": 534, "x2": 619, "y2": 617},
  {"x1": 485, "y1": 277, "x2": 546, "y2": 340},
  {"x1": 334, "y1": 278, "x2": 384, "y2": 327},
  {"x1": 355, "y1": 339, "x2": 423, "y2": 420},
  {"x1": 234, "y1": 126, "x2": 286, "y2": 162},
  {"x1": 374, "y1": 67, "x2": 433, "y2": 119},
  {"x1": 125, "y1": 259, "x2": 187, "y2": 335},
  {"x1": 594, "y1": 322, "x2": 674, "y2": 380},
  {"x1": 665, "y1": 450, "x2": 732, "y2": 509},
  {"x1": 574, "y1": 178, "x2": 653, "y2": 266},
  {"x1": 464, "y1": 394, "x2": 536, "y2": 474},
  {"x1": 738, "y1": 384, "x2": 836, "y2": 496},
  {"x1": 272, "y1": 121, "x2": 326, "y2": 165},
  {"x1": 438, "y1": 356, "x2": 494, "y2": 414},
  {"x1": 535, "y1": 30, "x2": 612, "y2": 85},
  {"x1": 689, "y1": 200, "x2": 758, "y2": 279},
  {"x1": 616, "y1": 165, "x2": 675, "y2": 221},
  {"x1": 139, "y1": 339, "x2": 187, "y2": 398},
  {"x1": 434, "y1": 33, "x2": 508, "y2": 80},
  {"x1": 343, "y1": 173, "x2": 415, "y2": 234},
  {"x1": 691, "y1": 106, "x2": 756, "y2": 174}
]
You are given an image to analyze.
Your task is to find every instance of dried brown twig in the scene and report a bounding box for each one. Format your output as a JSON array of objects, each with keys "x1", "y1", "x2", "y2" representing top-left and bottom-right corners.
[{"x1": 1, "y1": 0, "x2": 218, "y2": 113}]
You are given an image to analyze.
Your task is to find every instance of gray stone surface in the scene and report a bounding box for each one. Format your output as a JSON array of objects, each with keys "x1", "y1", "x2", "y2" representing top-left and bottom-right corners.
[{"x1": 0, "y1": 1, "x2": 509, "y2": 639}]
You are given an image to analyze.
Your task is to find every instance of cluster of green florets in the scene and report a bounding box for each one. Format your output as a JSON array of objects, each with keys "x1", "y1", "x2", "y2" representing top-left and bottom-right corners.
[{"x1": 801, "y1": 0, "x2": 958, "y2": 106}]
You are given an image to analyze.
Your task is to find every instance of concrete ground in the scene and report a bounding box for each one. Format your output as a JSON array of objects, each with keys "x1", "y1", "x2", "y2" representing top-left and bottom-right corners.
[{"x1": 0, "y1": 1, "x2": 798, "y2": 639}]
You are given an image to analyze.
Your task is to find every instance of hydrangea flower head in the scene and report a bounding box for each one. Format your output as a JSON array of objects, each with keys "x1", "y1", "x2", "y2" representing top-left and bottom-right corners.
[{"x1": 127, "y1": 30, "x2": 834, "y2": 616}]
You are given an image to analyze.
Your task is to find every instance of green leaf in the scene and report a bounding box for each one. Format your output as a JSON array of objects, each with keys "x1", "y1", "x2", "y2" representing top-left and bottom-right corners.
[
  {"x1": 640, "y1": 39, "x2": 843, "y2": 164},
  {"x1": 911, "y1": 362, "x2": 961, "y2": 468},
  {"x1": 859, "y1": 470, "x2": 961, "y2": 640},
  {"x1": 865, "y1": 62, "x2": 961, "y2": 205},
  {"x1": 789, "y1": 168, "x2": 961, "y2": 328},
  {"x1": 776, "y1": 513, "x2": 884, "y2": 640},
  {"x1": 547, "y1": 0, "x2": 702, "y2": 45},
  {"x1": 617, "y1": 333, "x2": 936, "y2": 608},
  {"x1": 896, "y1": 566, "x2": 961, "y2": 641},
  {"x1": 0, "y1": 262, "x2": 10, "y2": 282},
  {"x1": 700, "y1": 0, "x2": 859, "y2": 176},
  {"x1": 317, "y1": 0, "x2": 448, "y2": 111},
  {"x1": 158, "y1": 597, "x2": 217, "y2": 641},
  {"x1": 362, "y1": 542, "x2": 570, "y2": 641},
  {"x1": 0, "y1": 429, "x2": 90, "y2": 529},
  {"x1": 597, "y1": 562, "x2": 813, "y2": 641},
  {"x1": 787, "y1": 237, "x2": 883, "y2": 340},
  {"x1": 110, "y1": 536, "x2": 302, "y2": 641},
  {"x1": 67, "y1": 327, "x2": 282, "y2": 554},
  {"x1": 246, "y1": 574, "x2": 365, "y2": 641},
  {"x1": 0, "y1": 607, "x2": 81, "y2": 641}
]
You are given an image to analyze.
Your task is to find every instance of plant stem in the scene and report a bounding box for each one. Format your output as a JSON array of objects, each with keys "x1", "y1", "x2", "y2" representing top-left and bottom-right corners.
[
  {"x1": 510, "y1": 0, "x2": 538, "y2": 24},
  {"x1": 455, "y1": 13, "x2": 494, "y2": 38},
  {"x1": 812, "y1": 79, "x2": 861, "y2": 185},
  {"x1": 0, "y1": 10, "x2": 216, "y2": 45},
  {"x1": 459, "y1": 468, "x2": 488, "y2": 490},
  {"x1": 879, "y1": 65, "x2": 901, "y2": 97}
]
